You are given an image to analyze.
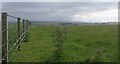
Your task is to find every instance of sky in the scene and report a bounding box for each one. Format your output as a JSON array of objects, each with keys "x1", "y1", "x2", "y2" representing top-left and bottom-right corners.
[
  {"x1": 1, "y1": 0, "x2": 119, "y2": 22},
  {"x1": 2, "y1": 0, "x2": 120, "y2": 2}
]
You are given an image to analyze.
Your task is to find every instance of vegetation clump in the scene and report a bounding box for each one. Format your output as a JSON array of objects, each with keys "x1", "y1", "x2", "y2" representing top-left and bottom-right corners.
[
  {"x1": 53, "y1": 26, "x2": 68, "y2": 48},
  {"x1": 52, "y1": 26, "x2": 68, "y2": 61}
]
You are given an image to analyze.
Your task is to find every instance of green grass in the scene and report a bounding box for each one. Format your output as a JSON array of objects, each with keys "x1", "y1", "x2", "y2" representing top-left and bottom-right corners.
[
  {"x1": 8, "y1": 22, "x2": 26, "y2": 61},
  {"x1": 8, "y1": 25, "x2": 118, "y2": 62}
]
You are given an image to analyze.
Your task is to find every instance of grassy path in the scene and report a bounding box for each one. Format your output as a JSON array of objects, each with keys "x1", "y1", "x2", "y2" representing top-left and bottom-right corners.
[{"x1": 10, "y1": 25, "x2": 118, "y2": 62}]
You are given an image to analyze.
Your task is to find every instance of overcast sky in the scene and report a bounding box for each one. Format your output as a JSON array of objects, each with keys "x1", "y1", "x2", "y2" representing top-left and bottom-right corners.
[
  {"x1": 2, "y1": 0, "x2": 119, "y2": 2},
  {"x1": 2, "y1": 2, "x2": 118, "y2": 22}
]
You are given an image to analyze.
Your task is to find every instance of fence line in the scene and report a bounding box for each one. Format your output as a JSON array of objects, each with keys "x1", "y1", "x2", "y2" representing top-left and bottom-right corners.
[{"x1": 0, "y1": 12, "x2": 31, "y2": 64}]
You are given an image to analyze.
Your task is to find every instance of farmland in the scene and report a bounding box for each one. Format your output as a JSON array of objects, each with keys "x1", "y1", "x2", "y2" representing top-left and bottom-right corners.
[{"x1": 8, "y1": 25, "x2": 118, "y2": 62}]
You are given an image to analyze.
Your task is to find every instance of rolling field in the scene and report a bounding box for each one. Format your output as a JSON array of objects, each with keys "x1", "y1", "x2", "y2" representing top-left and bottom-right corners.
[{"x1": 9, "y1": 25, "x2": 118, "y2": 62}]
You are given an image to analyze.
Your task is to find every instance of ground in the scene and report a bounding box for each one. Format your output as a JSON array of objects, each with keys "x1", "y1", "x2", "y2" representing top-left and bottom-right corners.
[{"x1": 9, "y1": 25, "x2": 118, "y2": 62}]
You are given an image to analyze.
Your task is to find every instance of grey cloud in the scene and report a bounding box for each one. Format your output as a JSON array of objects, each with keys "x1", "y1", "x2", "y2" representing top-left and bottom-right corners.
[
  {"x1": 2, "y1": 2, "x2": 117, "y2": 21},
  {"x1": 3, "y1": 0, "x2": 119, "y2": 2}
]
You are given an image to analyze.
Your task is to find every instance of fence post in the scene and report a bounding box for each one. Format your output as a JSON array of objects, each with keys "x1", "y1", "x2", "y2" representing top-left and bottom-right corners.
[
  {"x1": 26, "y1": 20, "x2": 28, "y2": 30},
  {"x1": 23, "y1": 19, "x2": 25, "y2": 33},
  {"x1": 28, "y1": 21, "x2": 29, "y2": 27},
  {"x1": 24, "y1": 20, "x2": 29, "y2": 42},
  {"x1": 17, "y1": 18, "x2": 21, "y2": 50},
  {"x1": 2, "y1": 12, "x2": 8, "y2": 63},
  {"x1": 22, "y1": 19, "x2": 25, "y2": 42}
]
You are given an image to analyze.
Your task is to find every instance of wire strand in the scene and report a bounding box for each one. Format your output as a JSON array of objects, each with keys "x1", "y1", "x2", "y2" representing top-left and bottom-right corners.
[
  {"x1": 7, "y1": 14, "x2": 25, "y2": 20},
  {"x1": 2, "y1": 31, "x2": 27, "y2": 59}
]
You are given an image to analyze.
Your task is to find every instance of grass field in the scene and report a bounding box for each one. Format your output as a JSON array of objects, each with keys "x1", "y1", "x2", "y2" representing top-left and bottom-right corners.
[{"x1": 9, "y1": 25, "x2": 118, "y2": 62}]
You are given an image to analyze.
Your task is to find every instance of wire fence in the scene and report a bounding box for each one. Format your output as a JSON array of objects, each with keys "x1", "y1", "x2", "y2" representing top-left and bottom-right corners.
[{"x1": 0, "y1": 12, "x2": 31, "y2": 63}]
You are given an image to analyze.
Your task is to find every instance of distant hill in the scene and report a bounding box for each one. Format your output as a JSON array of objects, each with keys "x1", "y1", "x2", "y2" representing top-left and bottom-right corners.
[
  {"x1": 31, "y1": 21, "x2": 86, "y2": 26},
  {"x1": 31, "y1": 21, "x2": 118, "y2": 26}
]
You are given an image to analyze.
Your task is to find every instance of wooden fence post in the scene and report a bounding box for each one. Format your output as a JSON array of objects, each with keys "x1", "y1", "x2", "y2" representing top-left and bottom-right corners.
[
  {"x1": 26, "y1": 20, "x2": 28, "y2": 30},
  {"x1": 26, "y1": 20, "x2": 29, "y2": 32},
  {"x1": 23, "y1": 19, "x2": 25, "y2": 33},
  {"x1": 17, "y1": 18, "x2": 21, "y2": 50},
  {"x1": 24, "y1": 20, "x2": 29, "y2": 42},
  {"x1": 28, "y1": 20, "x2": 29, "y2": 27},
  {"x1": 2, "y1": 12, "x2": 8, "y2": 63},
  {"x1": 22, "y1": 20, "x2": 25, "y2": 42}
]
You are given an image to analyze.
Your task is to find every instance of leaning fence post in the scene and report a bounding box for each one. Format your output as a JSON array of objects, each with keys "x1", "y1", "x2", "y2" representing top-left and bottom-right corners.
[
  {"x1": 2, "y1": 12, "x2": 8, "y2": 63},
  {"x1": 17, "y1": 18, "x2": 21, "y2": 50}
]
